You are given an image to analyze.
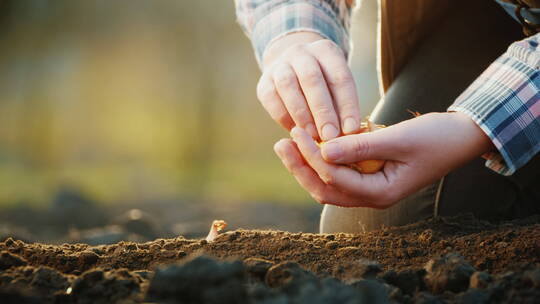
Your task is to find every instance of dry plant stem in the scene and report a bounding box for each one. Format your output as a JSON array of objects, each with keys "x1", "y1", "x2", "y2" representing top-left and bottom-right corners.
[
  {"x1": 205, "y1": 220, "x2": 228, "y2": 242},
  {"x1": 407, "y1": 109, "x2": 422, "y2": 118}
]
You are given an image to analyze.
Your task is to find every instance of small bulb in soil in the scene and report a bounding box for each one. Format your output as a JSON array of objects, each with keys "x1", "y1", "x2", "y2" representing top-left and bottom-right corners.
[
  {"x1": 205, "y1": 220, "x2": 227, "y2": 242},
  {"x1": 319, "y1": 118, "x2": 386, "y2": 174},
  {"x1": 128, "y1": 209, "x2": 143, "y2": 220}
]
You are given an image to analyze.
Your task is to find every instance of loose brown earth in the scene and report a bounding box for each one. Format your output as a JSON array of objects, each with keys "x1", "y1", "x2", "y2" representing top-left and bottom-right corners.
[{"x1": 0, "y1": 214, "x2": 539, "y2": 303}]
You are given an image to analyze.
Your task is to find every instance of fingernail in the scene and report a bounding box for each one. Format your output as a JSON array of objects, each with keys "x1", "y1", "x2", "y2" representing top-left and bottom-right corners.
[
  {"x1": 343, "y1": 118, "x2": 358, "y2": 134},
  {"x1": 321, "y1": 142, "x2": 343, "y2": 161},
  {"x1": 321, "y1": 124, "x2": 339, "y2": 141},
  {"x1": 305, "y1": 123, "x2": 318, "y2": 138},
  {"x1": 273, "y1": 140, "x2": 284, "y2": 156}
]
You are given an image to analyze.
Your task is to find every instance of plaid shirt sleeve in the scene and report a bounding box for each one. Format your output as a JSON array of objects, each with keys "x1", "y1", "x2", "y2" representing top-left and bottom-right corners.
[
  {"x1": 234, "y1": 0, "x2": 355, "y2": 66},
  {"x1": 448, "y1": 33, "x2": 540, "y2": 176}
]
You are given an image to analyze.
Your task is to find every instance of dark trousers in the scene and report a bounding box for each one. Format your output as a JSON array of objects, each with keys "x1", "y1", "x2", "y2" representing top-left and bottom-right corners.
[{"x1": 320, "y1": 0, "x2": 540, "y2": 233}]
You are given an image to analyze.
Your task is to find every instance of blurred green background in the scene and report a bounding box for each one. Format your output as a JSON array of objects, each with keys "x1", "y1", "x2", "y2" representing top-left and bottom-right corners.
[{"x1": 0, "y1": 0, "x2": 379, "y2": 209}]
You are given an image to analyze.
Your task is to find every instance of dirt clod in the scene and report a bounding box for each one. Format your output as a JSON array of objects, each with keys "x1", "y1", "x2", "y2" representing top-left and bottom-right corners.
[
  {"x1": 424, "y1": 252, "x2": 476, "y2": 294},
  {"x1": 244, "y1": 257, "x2": 274, "y2": 281},
  {"x1": 382, "y1": 269, "x2": 426, "y2": 296},
  {"x1": 333, "y1": 259, "x2": 382, "y2": 282},
  {"x1": 70, "y1": 268, "x2": 141, "y2": 303},
  {"x1": 78, "y1": 251, "x2": 99, "y2": 266},
  {"x1": 0, "y1": 251, "x2": 27, "y2": 270},
  {"x1": 265, "y1": 261, "x2": 313, "y2": 288},
  {"x1": 147, "y1": 256, "x2": 247, "y2": 304}
]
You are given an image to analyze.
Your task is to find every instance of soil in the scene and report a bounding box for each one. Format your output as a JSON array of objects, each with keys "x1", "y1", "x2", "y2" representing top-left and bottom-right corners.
[{"x1": 0, "y1": 213, "x2": 539, "y2": 303}]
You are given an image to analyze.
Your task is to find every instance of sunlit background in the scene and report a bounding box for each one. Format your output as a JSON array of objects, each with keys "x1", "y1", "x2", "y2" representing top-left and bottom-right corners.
[{"x1": 0, "y1": 0, "x2": 379, "y2": 242}]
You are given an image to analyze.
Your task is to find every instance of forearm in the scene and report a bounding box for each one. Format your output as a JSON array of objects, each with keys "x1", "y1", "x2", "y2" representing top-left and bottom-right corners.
[
  {"x1": 445, "y1": 112, "x2": 496, "y2": 161},
  {"x1": 448, "y1": 33, "x2": 540, "y2": 175}
]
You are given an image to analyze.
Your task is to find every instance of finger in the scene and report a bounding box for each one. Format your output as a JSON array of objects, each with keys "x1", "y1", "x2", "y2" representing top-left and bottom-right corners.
[
  {"x1": 290, "y1": 126, "x2": 389, "y2": 202},
  {"x1": 274, "y1": 138, "x2": 331, "y2": 197},
  {"x1": 273, "y1": 138, "x2": 366, "y2": 207},
  {"x1": 256, "y1": 73, "x2": 295, "y2": 130},
  {"x1": 272, "y1": 63, "x2": 318, "y2": 138},
  {"x1": 320, "y1": 126, "x2": 408, "y2": 164},
  {"x1": 307, "y1": 40, "x2": 361, "y2": 134},
  {"x1": 289, "y1": 55, "x2": 340, "y2": 141}
]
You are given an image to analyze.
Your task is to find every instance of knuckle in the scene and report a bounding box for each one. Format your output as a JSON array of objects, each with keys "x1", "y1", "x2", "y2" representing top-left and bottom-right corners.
[
  {"x1": 291, "y1": 107, "x2": 312, "y2": 122},
  {"x1": 312, "y1": 40, "x2": 345, "y2": 58},
  {"x1": 256, "y1": 81, "x2": 275, "y2": 102},
  {"x1": 290, "y1": 43, "x2": 305, "y2": 52},
  {"x1": 313, "y1": 106, "x2": 334, "y2": 119},
  {"x1": 300, "y1": 68, "x2": 323, "y2": 86},
  {"x1": 352, "y1": 137, "x2": 370, "y2": 160},
  {"x1": 274, "y1": 70, "x2": 297, "y2": 89},
  {"x1": 312, "y1": 39, "x2": 339, "y2": 51},
  {"x1": 340, "y1": 100, "x2": 359, "y2": 113},
  {"x1": 329, "y1": 70, "x2": 353, "y2": 87},
  {"x1": 284, "y1": 44, "x2": 306, "y2": 56}
]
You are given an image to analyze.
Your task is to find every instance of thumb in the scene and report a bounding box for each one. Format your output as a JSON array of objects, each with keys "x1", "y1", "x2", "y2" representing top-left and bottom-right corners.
[{"x1": 320, "y1": 129, "x2": 402, "y2": 164}]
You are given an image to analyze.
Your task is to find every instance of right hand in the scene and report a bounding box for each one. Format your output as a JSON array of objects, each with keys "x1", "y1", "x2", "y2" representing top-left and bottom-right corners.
[
  {"x1": 257, "y1": 32, "x2": 361, "y2": 141},
  {"x1": 274, "y1": 112, "x2": 494, "y2": 208}
]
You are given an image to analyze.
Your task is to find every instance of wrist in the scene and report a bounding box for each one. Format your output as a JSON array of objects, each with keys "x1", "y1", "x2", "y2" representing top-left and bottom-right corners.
[
  {"x1": 445, "y1": 111, "x2": 495, "y2": 156},
  {"x1": 262, "y1": 32, "x2": 325, "y2": 69}
]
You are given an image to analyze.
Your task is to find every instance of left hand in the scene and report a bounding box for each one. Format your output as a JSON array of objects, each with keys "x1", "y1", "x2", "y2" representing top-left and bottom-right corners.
[{"x1": 273, "y1": 112, "x2": 494, "y2": 208}]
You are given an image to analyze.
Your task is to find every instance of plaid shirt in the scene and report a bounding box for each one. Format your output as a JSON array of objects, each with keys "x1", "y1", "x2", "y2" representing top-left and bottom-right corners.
[{"x1": 235, "y1": 0, "x2": 540, "y2": 175}]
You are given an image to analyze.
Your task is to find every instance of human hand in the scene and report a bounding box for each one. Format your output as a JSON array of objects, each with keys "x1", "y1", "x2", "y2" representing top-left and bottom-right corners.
[
  {"x1": 273, "y1": 112, "x2": 494, "y2": 208},
  {"x1": 257, "y1": 32, "x2": 361, "y2": 141}
]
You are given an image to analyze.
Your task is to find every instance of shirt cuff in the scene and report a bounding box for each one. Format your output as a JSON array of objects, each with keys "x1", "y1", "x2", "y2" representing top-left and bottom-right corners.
[
  {"x1": 236, "y1": 0, "x2": 352, "y2": 66},
  {"x1": 448, "y1": 35, "x2": 540, "y2": 176}
]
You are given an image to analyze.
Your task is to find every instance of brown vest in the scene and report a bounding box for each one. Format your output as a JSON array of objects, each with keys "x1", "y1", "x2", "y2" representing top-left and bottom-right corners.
[
  {"x1": 378, "y1": 0, "x2": 539, "y2": 94},
  {"x1": 378, "y1": 0, "x2": 452, "y2": 94}
]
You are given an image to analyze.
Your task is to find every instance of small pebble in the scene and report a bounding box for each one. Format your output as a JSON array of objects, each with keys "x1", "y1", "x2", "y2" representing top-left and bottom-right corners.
[{"x1": 78, "y1": 251, "x2": 99, "y2": 265}]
